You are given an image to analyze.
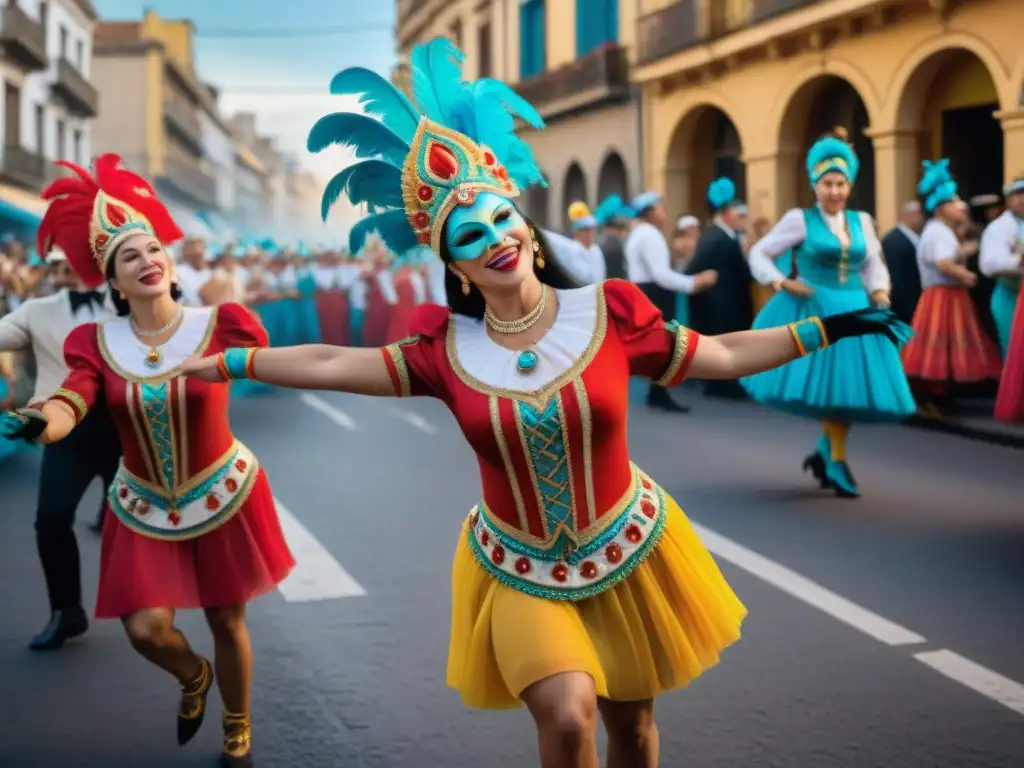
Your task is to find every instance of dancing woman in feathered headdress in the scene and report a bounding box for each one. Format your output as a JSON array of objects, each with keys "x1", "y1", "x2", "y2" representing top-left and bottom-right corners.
[
  {"x1": 0, "y1": 155, "x2": 295, "y2": 766},
  {"x1": 743, "y1": 127, "x2": 917, "y2": 499},
  {"x1": 181, "y1": 39, "x2": 909, "y2": 765}
]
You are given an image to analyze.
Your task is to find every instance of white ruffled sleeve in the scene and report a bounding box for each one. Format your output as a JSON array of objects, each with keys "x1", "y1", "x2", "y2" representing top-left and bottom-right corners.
[
  {"x1": 979, "y1": 214, "x2": 1022, "y2": 276},
  {"x1": 858, "y1": 212, "x2": 892, "y2": 294},
  {"x1": 748, "y1": 208, "x2": 806, "y2": 285}
]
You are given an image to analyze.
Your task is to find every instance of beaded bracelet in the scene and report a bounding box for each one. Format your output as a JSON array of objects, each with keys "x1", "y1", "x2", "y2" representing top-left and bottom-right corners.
[
  {"x1": 220, "y1": 348, "x2": 259, "y2": 381},
  {"x1": 787, "y1": 317, "x2": 830, "y2": 357}
]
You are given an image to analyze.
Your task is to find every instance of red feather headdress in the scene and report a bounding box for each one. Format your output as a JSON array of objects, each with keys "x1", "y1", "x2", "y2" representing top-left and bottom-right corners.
[{"x1": 37, "y1": 154, "x2": 184, "y2": 288}]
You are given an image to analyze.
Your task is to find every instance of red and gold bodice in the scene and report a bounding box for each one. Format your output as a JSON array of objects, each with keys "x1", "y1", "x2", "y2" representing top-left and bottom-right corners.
[
  {"x1": 50, "y1": 303, "x2": 267, "y2": 541},
  {"x1": 381, "y1": 279, "x2": 699, "y2": 599}
]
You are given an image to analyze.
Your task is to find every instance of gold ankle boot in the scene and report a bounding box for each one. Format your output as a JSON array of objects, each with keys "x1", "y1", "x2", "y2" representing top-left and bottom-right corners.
[
  {"x1": 177, "y1": 657, "x2": 213, "y2": 746},
  {"x1": 221, "y1": 710, "x2": 253, "y2": 767}
]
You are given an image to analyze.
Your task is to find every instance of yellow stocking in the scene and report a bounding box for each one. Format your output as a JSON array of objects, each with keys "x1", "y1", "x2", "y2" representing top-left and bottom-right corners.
[{"x1": 822, "y1": 420, "x2": 849, "y2": 462}]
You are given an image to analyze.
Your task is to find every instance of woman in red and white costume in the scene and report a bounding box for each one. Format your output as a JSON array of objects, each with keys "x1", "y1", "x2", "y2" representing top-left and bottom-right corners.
[{"x1": 5, "y1": 156, "x2": 294, "y2": 767}]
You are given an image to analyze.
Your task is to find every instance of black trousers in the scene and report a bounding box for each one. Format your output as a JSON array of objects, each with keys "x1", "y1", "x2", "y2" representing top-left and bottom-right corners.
[
  {"x1": 637, "y1": 282, "x2": 677, "y2": 403},
  {"x1": 35, "y1": 404, "x2": 120, "y2": 613}
]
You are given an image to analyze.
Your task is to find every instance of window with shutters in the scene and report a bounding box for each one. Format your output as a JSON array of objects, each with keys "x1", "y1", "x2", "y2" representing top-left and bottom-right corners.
[
  {"x1": 519, "y1": 0, "x2": 545, "y2": 80},
  {"x1": 576, "y1": 0, "x2": 618, "y2": 57}
]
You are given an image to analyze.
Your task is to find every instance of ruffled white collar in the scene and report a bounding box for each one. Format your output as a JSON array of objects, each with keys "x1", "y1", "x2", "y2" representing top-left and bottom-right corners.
[
  {"x1": 99, "y1": 306, "x2": 215, "y2": 380},
  {"x1": 450, "y1": 285, "x2": 598, "y2": 393}
]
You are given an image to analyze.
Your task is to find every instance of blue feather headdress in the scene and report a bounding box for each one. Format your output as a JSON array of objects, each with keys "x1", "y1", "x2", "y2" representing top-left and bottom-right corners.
[
  {"x1": 594, "y1": 195, "x2": 623, "y2": 226},
  {"x1": 309, "y1": 38, "x2": 545, "y2": 256},
  {"x1": 918, "y1": 159, "x2": 959, "y2": 214},
  {"x1": 707, "y1": 177, "x2": 744, "y2": 213}
]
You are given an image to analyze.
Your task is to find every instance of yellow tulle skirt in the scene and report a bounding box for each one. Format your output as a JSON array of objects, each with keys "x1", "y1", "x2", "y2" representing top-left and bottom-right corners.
[{"x1": 445, "y1": 491, "x2": 747, "y2": 709}]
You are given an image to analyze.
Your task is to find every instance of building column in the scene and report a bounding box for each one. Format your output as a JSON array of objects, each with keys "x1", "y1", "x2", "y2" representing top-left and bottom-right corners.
[
  {"x1": 996, "y1": 108, "x2": 1024, "y2": 184},
  {"x1": 741, "y1": 150, "x2": 798, "y2": 223},
  {"x1": 866, "y1": 129, "x2": 920, "y2": 234}
]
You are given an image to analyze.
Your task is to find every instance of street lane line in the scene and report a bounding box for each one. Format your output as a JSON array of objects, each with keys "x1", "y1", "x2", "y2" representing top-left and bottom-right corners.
[
  {"x1": 392, "y1": 407, "x2": 437, "y2": 434},
  {"x1": 692, "y1": 522, "x2": 927, "y2": 647},
  {"x1": 300, "y1": 392, "x2": 357, "y2": 430},
  {"x1": 914, "y1": 650, "x2": 1024, "y2": 717},
  {"x1": 275, "y1": 498, "x2": 366, "y2": 602}
]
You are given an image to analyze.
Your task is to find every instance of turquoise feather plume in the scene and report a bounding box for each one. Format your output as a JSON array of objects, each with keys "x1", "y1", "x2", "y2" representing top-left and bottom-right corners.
[
  {"x1": 307, "y1": 113, "x2": 409, "y2": 166},
  {"x1": 349, "y1": 211, "x2": 417, "y2": 255},
  {"x1": 329, "y1": 67, "x2": 420, "y2": 143},
  {"x1": 410, "y1": 38, "x2": 465, "y2": 125},
  {"x1": 320, "y1": 161, "x2": 403, "y2": 221},
  {"x1": 707, "y1": 177, "x2": 736, "y2": 210}
]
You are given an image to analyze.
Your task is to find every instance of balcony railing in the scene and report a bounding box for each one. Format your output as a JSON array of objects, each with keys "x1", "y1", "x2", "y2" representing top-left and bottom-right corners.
[
  {"x1": 636, "y1": 1, "x2": 701, "y2": 66},
  {"x1": 751, "y1": 0, "x2": 820, "y2": 22},
  {"x1": 159, "y1": 156, "x2": 217, "y2": 209},
  {"x1": 514, "y1": 44, "x2": 630, "y2": 120},
  {"x1": 163, "y1": 98, "x2": 204, "y2": 157},
  {"x1": 0, "y1": 4, "x2": 47, "y2": 71},
  {"x1": 1, "y1": 145, "x2": 45, "y2": 190},
  {"x1": 53, "y1": 58, "x2": 98, "y2": 117}
]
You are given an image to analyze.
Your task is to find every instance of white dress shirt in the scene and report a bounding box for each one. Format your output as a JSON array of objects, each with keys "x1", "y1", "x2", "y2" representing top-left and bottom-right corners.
[
  {"x1": 0, "y1": 288, "x2": 115, "y2": 403},
  {"x1": 917, "y1": 219, "x2": 962, "y2": 288},
  {"x1": 347, "y1": 269, "x2": 367, "y2": 311},
  {"x1": 624, "y1": 221, "x2": 696, "y2": 293},
  {"x1": 175, "y1": 262, "x2": 212, "y2": 307},
  {"x1": 747, "y1": 207, "x2": 891, "y2": 293},
  {"x1": 979, "y1": 210, "x2": 1023, "y2": 277},
  {"x1": 587, "y1": 243, "x2": 607, "y2": 283},
  {"x1": 542, "y1": 229, "x2": 598, "y2": 285}
]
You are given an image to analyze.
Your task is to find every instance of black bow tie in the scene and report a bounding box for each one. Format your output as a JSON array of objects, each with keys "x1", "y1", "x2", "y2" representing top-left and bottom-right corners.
[{"x1": 69, "y1": 289, "x2": 104, "y2": 313}]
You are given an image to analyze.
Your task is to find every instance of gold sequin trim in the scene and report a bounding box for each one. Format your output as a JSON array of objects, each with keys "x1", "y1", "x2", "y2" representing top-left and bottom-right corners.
[
  {"x1": 572, "y1": 378, "x2": 596, "y2": 524},
  {"x1": 51, "y1": 388, "x2": 88, "y2": 422},
  {"x1": 655, "y1": 326, "x2": 690, "y2": 387},
  {"x1": 489, "y1": 395, "x2": 529, "y2": 532},
  {"x1": 118, "y1": 440, "x2": 244, "y2": 502}
]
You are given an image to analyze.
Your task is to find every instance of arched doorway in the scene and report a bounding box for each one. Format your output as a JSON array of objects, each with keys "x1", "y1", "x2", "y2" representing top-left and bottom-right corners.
[
  {"x1": 597, "y1": 151, "x2": 629, "y2": 202},
  {"x1": 665, "y1": 106, "x2": 745, "y2": 221},
  {"x1": 777, "y1": 76, "x2": 876, "y2": 215},
  {"x1": 894, "y1": 48, "x2": 1004, "y2": 211},
  {"x1": 523, "y1": 172, "x2": 551, "y2": 229},
  {"x1": 562, "y1": 162, "x2": 588, "y2": 231}
]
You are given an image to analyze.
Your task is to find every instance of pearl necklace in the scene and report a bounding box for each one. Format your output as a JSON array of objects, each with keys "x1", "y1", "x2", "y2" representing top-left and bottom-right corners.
[
  {"x1": 484, "y1": 286, "x2": 550, "y2": 374},
  {"x1": 131, "y1": 307, "x2": 184, "y2": 369}
]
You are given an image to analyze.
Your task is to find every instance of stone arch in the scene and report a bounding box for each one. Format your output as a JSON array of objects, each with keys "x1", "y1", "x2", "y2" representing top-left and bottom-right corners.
[
  {"x1": 773, "y1": 73, "x2": 877, "y2": 215},
  {"x1": 596, "y1": 150, "x2": 629, "y2": 202},
  {"x1": 662, "y1": 100, "x2": 746, "y2": 221},
  {"x1": 561, "y1": 162, "x2": 588, "y2": 230},
  {"x1": 888, "y1": 41, "x2": 1006, "y2": 205}
]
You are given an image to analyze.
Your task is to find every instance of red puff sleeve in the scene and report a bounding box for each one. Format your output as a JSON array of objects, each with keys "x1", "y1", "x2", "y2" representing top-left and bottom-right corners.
[
  {"x1": 216, "y1": 302, "x2": 270, "y2": 350},
  {"x1": 603, "y1": 279, "x2": 699, "y2": 387},
  {"x1": 380, "y1": 303, "x2": 450, "y2": 399},
  {"x1": 51, "y1": 323, "x2": 104, "y2": 424}
]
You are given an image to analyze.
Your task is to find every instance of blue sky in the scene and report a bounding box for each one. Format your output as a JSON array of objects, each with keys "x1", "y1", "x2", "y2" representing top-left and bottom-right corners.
[{"x1": 93, "y1": 0, "x2": 396, "y2": 185}]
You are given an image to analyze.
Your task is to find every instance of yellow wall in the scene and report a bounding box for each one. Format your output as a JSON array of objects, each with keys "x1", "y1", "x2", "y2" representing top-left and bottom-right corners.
[
  {"x1": 144, "y1": 50, "x2": 165, "y2": 174},
  {"x1": 141, "y1": 10, "x2": 193, "y2": 73},
  {"x1": 545, "y1": 1, "x2": 576, "y2": 70}
]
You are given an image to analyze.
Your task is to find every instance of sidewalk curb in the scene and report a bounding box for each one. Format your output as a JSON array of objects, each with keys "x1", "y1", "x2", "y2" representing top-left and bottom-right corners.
[{"x1": 904, "y1": 414, "x2": 1024, "y2": 449}]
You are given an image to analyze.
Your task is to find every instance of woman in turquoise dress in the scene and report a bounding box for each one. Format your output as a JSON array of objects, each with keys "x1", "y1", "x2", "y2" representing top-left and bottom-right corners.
[
  {"x1": 295, "y1": 244, "x2": 323, "y2": 344},
  {"x1": 742, "y1": 128, "x2": 916, "y2": 498}
]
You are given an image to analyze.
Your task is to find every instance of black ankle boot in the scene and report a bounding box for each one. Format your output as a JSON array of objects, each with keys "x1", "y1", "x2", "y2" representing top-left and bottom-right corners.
[
  {"x1": 28, "y1": 608, "x2": 88, "y2": 651},
  {"x1": 177, "y1": 658, "x2": 213, "y2": 746}
]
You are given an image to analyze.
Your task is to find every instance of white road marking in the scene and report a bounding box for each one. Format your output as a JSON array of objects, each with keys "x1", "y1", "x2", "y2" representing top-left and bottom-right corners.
[
  {"x1": 275, "y1": 499, "x2": 366, "y2": 602},
  {"x1": 914, "y1": 650, "x2": 1024, "y2": 717},
  {"x1": 391, "y1": 407, "x2": 437, "y2": 434},
  {"x1": 692, "y1": 523, "x2": 927, "y2": 647},
  {"x1": 300, "y1": 392, "x2": 357, "y2": 430}
]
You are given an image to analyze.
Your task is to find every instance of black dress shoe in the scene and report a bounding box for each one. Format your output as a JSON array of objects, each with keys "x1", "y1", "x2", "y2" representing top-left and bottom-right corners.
[
  {"x1": 802, "y1": 452, "x2": 831, "y2": 489},
  {"x1": 178, "y1": 658, "x2": 213, "y2": 746},
  {"x1": 28, "y1": 608, "x2": 89, "y2": 651}
]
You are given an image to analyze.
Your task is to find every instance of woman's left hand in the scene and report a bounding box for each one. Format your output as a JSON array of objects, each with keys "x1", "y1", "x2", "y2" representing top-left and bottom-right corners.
[
  {"x1": 180, "y1": 355, "x2": 226, "y2": 383},
  {"x1": 870, "y1": 290, "x2": 891, "y2": 308}
]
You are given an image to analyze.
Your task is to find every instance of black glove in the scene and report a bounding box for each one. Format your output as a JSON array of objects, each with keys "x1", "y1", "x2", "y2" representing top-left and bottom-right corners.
[
  {"x1": 821, "y1": 308, "x2": 913, "y2": 347},
  {"x1": 0, "y1": 407, "x2": 48, "y2": 442}
]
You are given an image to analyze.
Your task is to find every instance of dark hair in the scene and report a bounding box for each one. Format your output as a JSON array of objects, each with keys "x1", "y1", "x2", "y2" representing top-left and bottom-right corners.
[
  {"x1": 104, "y1": 240, "x2": 183, "y2": 317},
  {"x1": 439, "y1": 217, "x2": 580, "y2": 319}
]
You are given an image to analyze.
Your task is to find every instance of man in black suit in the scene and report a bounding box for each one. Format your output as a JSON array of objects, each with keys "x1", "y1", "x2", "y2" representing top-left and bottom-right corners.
[
  {"x1": 687, "y1": 177, "x2": 753, "y2": 398},
  {"x1": 880, "y1": 201, "x2": 924, "y2": 325}
]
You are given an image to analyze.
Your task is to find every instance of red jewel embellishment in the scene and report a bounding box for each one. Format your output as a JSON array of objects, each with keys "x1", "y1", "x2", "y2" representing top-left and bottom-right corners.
[
  {"x1": 641, "y1": 499, "x2": 657, "y2": 519},
  {"x1": 605, "y1": 543, "x2": 623, "y2": 564},
  {"x1": 168, "y1": 511, "x2": 181, "y2": 526},
  {"x1": 580, "y1": 561, "x2": 598, "y2": 579},
  {"x1": 119, "y1": 486, "x2": 128, "y2": 499},
  {"x1": 417, "y1": 184, "x2": 433, "y2": 202},
  {"x1": 482, "y1": 151, "x2": 495, "y2": 166},
  {"x1": 417, "y1": 232, "x2": 430, "y2": 244},
  {"x1": 515, "y1": 557, "x2": 531, "y2": 574},
  {"x1": 625, "y1": 524, "x2": 642, "y2": 544},
  {"x1": 496, "y1": 166, "x2": 508, "y2": 180},
  {"x1": 235, "y1": 459, "x2": 247, "y2": 472},
  {"x1": 481, "y1": 531, "x2": 489, "y2": 547},
  {"x1": 471, "y1": 511, "x2": 480, "y2": 528},
  {"x1": 427, "y1": 142, "x2": 459, "y2": 181},
  {"x1": 95, "y1": 233, "x2": 109, "y2": 251},
  {"x1": 105, "y1": 203, "x2": 127, "y2": 226},
  {"x1": 225, "y1": 478, "x2": 238, "y2": 493},
  {"x1": 551, "y1": 563, "x2": 569, "y2": 583},
  {"x1": 412, "y1": 211, "x2": 430, "y2": 229},
  {"x1": 206, "y1": 494, "x2": 220, "y2": 511},
  {"x1": 642, "y1": 479, "x2": 653, "y2": 491},
  {"x1": 491, "y1": 545, "x2": 505, "y2": 565},
  {"x1": 136, "y1": 501, "x2": 151, "y2": 516}
]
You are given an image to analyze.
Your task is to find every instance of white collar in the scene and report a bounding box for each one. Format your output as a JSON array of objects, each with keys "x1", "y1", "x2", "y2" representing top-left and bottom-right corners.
[
  {"x1": 896, "y1": 223, "x2": 920, "y2": 247},
  {"x1": 98, "y1": 306, "x2": 215, "y2": 381}
]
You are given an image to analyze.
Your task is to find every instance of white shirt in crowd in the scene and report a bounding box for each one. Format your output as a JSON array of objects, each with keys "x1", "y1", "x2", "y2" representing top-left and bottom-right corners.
[
  {"x1": 0, "y1": 288, "x2": 115, "y2": 403},
  {"x1": 376, "y1": 270, "x2": 398, "y2": 305},
  {"x1": 747, "y1": 206, "x2": 891, "y2": 294},
  {"x1": 176, "y1": 262, "x2": 212, "y2": 307},
  {"x1": 916, "y1": 218, "x2": 961, "y2": 288},
  {"x1": 426, "y1": 257, "x2": 447, "y2": 305},
  {"x1": 408, "y1": 270, "x2": 427, "y2": 304},
  {"x1": 347, "y1": 268, "x2": 367, "y2": 311},
  {"x1": 541, "y1": 229, "x2": 600, "y2": 285},
  {"x1": 624, "y1": 221, "x2": 696, "y2": 293},
  {"x1": 587, "y1": 243, "x2": 607, "y2": 283},
  {"x1": 979, "y1": 209, "x2": 1023, "y2": 277}
]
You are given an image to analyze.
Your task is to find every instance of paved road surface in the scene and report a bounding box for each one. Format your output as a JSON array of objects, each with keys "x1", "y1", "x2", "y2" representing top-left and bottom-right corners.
[{"x1": 0, "y1": 388, "x2": 1021, "y2": 767}]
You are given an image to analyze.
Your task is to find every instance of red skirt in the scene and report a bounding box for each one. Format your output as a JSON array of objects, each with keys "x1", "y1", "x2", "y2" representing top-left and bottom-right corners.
[
  {"x1": 316, "y1": 290, "x2": 350, "y2": 347},
  {"x1": 364, "y1": 291, "x2": 393, "y2": 348},
  {"x1": 994, "y1": 289, "x2": 1024, "y2": 423},
  {"x1": 901, "y1": 285, "x2": 1003, "y2": 394},
  {"x1": 95, "y1": 470, "x2": 295, "y2": 619},
  {"x1": 385, "y1": 296, "x2": 416, "y2": 344}
]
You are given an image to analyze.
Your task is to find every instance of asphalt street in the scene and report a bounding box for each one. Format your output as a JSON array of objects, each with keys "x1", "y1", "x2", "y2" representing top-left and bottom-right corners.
[{"x1": 0, "y1": 384, "x2": 1022, "y2": 768}]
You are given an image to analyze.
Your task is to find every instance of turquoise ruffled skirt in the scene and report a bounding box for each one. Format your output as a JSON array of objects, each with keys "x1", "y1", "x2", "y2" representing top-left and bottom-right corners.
[
  {"x1": 741, "y1": 285, "x2": 916, "y2": 423},
  {"x1": 991, "y1": 284, "x2": 1018, "y2": 358}
]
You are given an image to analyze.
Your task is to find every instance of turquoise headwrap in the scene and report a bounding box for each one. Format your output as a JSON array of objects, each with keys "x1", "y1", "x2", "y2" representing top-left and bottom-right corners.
[
  {"x1": 707, "y1": 177, "x2": 745, "y2": 213},
  {"x1": 918, "y1": 159, "x2": 959, "y2": 214},
  {"x1": 806, "y1": 135, "x2": 860, "y2": 186},
  {"x1": 630, "y1": 191, "x2": 661, "y2": 214}
]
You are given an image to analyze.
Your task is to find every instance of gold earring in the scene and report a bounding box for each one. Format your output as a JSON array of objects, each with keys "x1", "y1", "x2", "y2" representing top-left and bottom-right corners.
[
  {"x1": 531, "y1": 229, "x2": 545, "y2": 269},
  {"x1": 460, "y1": 272, "x2": 471, "y2": 296},
  {"x1": 119, "y1": 291, "x2": 126, "y2": 299}
]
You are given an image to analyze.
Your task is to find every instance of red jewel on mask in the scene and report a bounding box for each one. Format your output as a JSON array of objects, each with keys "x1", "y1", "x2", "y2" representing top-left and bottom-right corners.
[
  {"x1": 427, "y1": 142, "x2": 459, "y2": 181},
  {"x1": 417, "y1": 184, "x2": 433, "y2": 202},
  {"x1": 417, "y1": 232, "x2": 431, "y2": 245},
  {"x1": 482, "y1": 151, "x2": 495, "y2": 166},
  {"x1": 412, "y1": 211, "x2": 430, "y2": 230}
]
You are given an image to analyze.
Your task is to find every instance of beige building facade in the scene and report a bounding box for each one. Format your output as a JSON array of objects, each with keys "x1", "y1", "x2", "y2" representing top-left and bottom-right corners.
[
  {"x1": 395, "y1": 0, "x2": 641, "y2": 232},
  {"x1": 634, "y1": 0, "x2": 1024, "y2": 233}
]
